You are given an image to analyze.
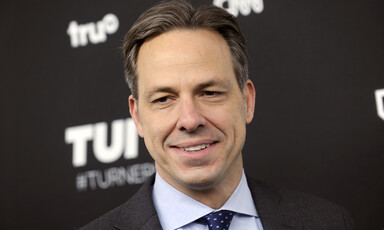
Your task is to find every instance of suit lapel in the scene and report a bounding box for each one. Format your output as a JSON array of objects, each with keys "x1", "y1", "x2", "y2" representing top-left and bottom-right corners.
[
  {"x1": 112, "y1": 175, "x2": 162, "y2": 230},
  {"x1": 247, "y1": 177, "x2": 303, "y2": 230}
]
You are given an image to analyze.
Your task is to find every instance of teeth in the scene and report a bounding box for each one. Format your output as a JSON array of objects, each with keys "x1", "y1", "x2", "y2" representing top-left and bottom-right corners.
[{"x1": 181, "y1": 144, "x2": 210, "y2": 152}]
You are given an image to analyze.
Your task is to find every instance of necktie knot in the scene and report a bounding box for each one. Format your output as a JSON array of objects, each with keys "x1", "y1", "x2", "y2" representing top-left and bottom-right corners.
[{"x1": 197, "y1": 210, "x2": 235, "y2": 230}]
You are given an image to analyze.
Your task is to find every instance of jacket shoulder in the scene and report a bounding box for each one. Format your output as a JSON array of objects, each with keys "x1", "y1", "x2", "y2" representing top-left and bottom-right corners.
[
  {"x1": 78, "y1": 202, "x2": 127, "y2": 230},
  {"x1": 247, "y1": 177, "x2": 355, "y2": 230},
  {"x1": 79, "y1": 175, "x2": 161, "y2": 230}
]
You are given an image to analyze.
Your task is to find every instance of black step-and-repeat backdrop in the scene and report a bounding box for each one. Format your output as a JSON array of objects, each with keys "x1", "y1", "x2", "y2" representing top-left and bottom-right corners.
[{"x1": 1, "y1": 0, "x2": 383, "y2": 229}]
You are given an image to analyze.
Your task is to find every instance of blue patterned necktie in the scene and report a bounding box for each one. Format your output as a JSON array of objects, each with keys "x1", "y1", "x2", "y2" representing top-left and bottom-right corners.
[{"x1": 196, "y1": 210, "x2": 235, "y2": 230}]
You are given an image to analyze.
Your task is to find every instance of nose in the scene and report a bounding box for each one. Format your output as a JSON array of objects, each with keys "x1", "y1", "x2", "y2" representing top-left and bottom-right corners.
[{"x1": 176, "y1": 97, "x2": 206, "y2": 132}]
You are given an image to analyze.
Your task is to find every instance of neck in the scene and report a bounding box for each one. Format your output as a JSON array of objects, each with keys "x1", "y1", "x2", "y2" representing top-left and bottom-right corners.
[{"x1": 185, "y1": 170, "x2": 243, "y2": 209}]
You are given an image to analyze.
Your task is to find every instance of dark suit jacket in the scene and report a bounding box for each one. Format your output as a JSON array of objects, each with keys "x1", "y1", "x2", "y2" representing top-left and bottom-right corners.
[{"x1": 80, "y1": 175, "x2": 355, "y2": 230}]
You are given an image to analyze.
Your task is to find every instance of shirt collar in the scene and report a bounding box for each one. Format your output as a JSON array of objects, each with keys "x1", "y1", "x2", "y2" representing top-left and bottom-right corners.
[
  {"x1": 152, "y1": 171, "x2": 258, "y2": 230},
  {"x1": 221, "y1": 171, "x2": 258, "y2": 217}
]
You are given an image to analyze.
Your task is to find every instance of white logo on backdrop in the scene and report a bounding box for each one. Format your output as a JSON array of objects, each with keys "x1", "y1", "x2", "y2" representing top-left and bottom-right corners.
[
  {"x1": 65, "y1": 118, "x2": 138, "y2": 167},
  {"x1": 65, "y1": 118, "x2": 155, "y2": 192},
  {"x1": 213, "y1": 0, "x2": 264, "y2": 17},
  {"x1": 67, "y1": 13, "x2": 119, "y2": 48},
  {"x1": 375, "y1": 89, "x2": 384, "y2": 121},
  {"x1": 75, "y1": 163, "x2": 155, "y2": 192}
]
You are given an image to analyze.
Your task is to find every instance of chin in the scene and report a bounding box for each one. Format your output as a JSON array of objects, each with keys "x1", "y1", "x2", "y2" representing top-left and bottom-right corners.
[{"x1": 180, "y1": 172, "x2": 219, "y2": 190}]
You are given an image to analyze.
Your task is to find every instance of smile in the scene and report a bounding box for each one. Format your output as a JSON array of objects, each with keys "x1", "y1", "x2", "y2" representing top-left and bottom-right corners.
[{"x1": 180, "y1": 144, "x2": 211, "y2": 152}]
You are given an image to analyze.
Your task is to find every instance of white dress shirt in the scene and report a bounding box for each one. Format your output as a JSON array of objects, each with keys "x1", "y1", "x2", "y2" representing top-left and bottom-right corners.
[{"x1": 152, "y1": 171, "x2": 264, "y2": 230}]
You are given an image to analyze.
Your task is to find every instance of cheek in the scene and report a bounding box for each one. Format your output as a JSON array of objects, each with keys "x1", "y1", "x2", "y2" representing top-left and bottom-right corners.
[
  {"x1": 206, "y1": 103, "x2": 247, "y2": 150},
  {"x1": 205, "y1": 102, "x2": 246, "y2": 129},
  {"x1": 141, "y1": 113, "x2": 175, "y2": 147}
]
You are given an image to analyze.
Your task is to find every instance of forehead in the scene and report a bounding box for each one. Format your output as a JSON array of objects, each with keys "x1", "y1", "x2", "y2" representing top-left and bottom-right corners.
[
  {"x1": 139, "y1": 28, "x2": 229, "y2": 56},
  {"x1": 136, "y1": 29, "x2": 235, "y2": 93}
]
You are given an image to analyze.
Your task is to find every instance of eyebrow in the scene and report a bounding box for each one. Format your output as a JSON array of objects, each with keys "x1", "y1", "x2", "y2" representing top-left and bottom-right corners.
[{"x1": 196, "y1": 79, "x2": 227, "y2": 90}]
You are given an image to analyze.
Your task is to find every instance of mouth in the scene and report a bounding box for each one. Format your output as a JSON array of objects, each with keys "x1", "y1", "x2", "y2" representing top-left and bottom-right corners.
[
  {"x1": 170, "y1": 140, "x2": 218, "y2": 153},
  {"x1": 179, "y1": 144, "x2": 211, "y2": 152}
]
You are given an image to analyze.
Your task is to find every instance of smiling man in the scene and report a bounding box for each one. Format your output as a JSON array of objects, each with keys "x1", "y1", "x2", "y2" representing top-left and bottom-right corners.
[
  {"x1": 80, "y1": 1, "x2": 355, "y2": 230},
  {"x1": 131, "y1": 28, "x2": 255, "y2": 210}
]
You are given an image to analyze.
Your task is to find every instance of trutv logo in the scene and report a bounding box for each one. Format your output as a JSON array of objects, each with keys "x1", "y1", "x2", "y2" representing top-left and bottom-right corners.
[
  {"x1": 213, "y1": 0, "x2": 264, "y2": 17},
  {"x1": 67, "y1": 13, "x2": 119, "y2": 48}
]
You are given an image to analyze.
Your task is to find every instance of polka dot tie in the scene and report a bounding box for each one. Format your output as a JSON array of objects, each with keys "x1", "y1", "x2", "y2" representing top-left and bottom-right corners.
[{"x1": 197, "y1": 210, "x2": 235, "y2": 230}]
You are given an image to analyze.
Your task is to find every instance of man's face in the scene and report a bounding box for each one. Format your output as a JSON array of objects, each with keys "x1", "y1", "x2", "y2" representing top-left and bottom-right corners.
[{"x1": 129, "y1": 29, "x2": 255, "y2": 193}]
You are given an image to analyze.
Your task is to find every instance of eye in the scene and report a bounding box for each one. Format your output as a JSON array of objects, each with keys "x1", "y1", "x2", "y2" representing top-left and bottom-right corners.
[
  {"x1": 202, "y1": 91, "x2": 221, "y2": 97},
  {"x1": 152, "y1": 96, "x2": 171, "y2": 104}
]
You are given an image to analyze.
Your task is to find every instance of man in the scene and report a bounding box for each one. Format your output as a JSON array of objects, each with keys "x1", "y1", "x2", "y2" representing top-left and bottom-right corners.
[{"x1": 81, "y1": 0, "x2": 355, "y2": 229}]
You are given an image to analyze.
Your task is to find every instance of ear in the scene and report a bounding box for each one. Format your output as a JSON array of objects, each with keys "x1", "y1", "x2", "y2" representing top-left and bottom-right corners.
[
  {"x1": 243, "y1": 80, "x2": 256, "y2": 124},
  {"x1": 129, "y1": 95, "x2": 144, "y2": 137}
]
